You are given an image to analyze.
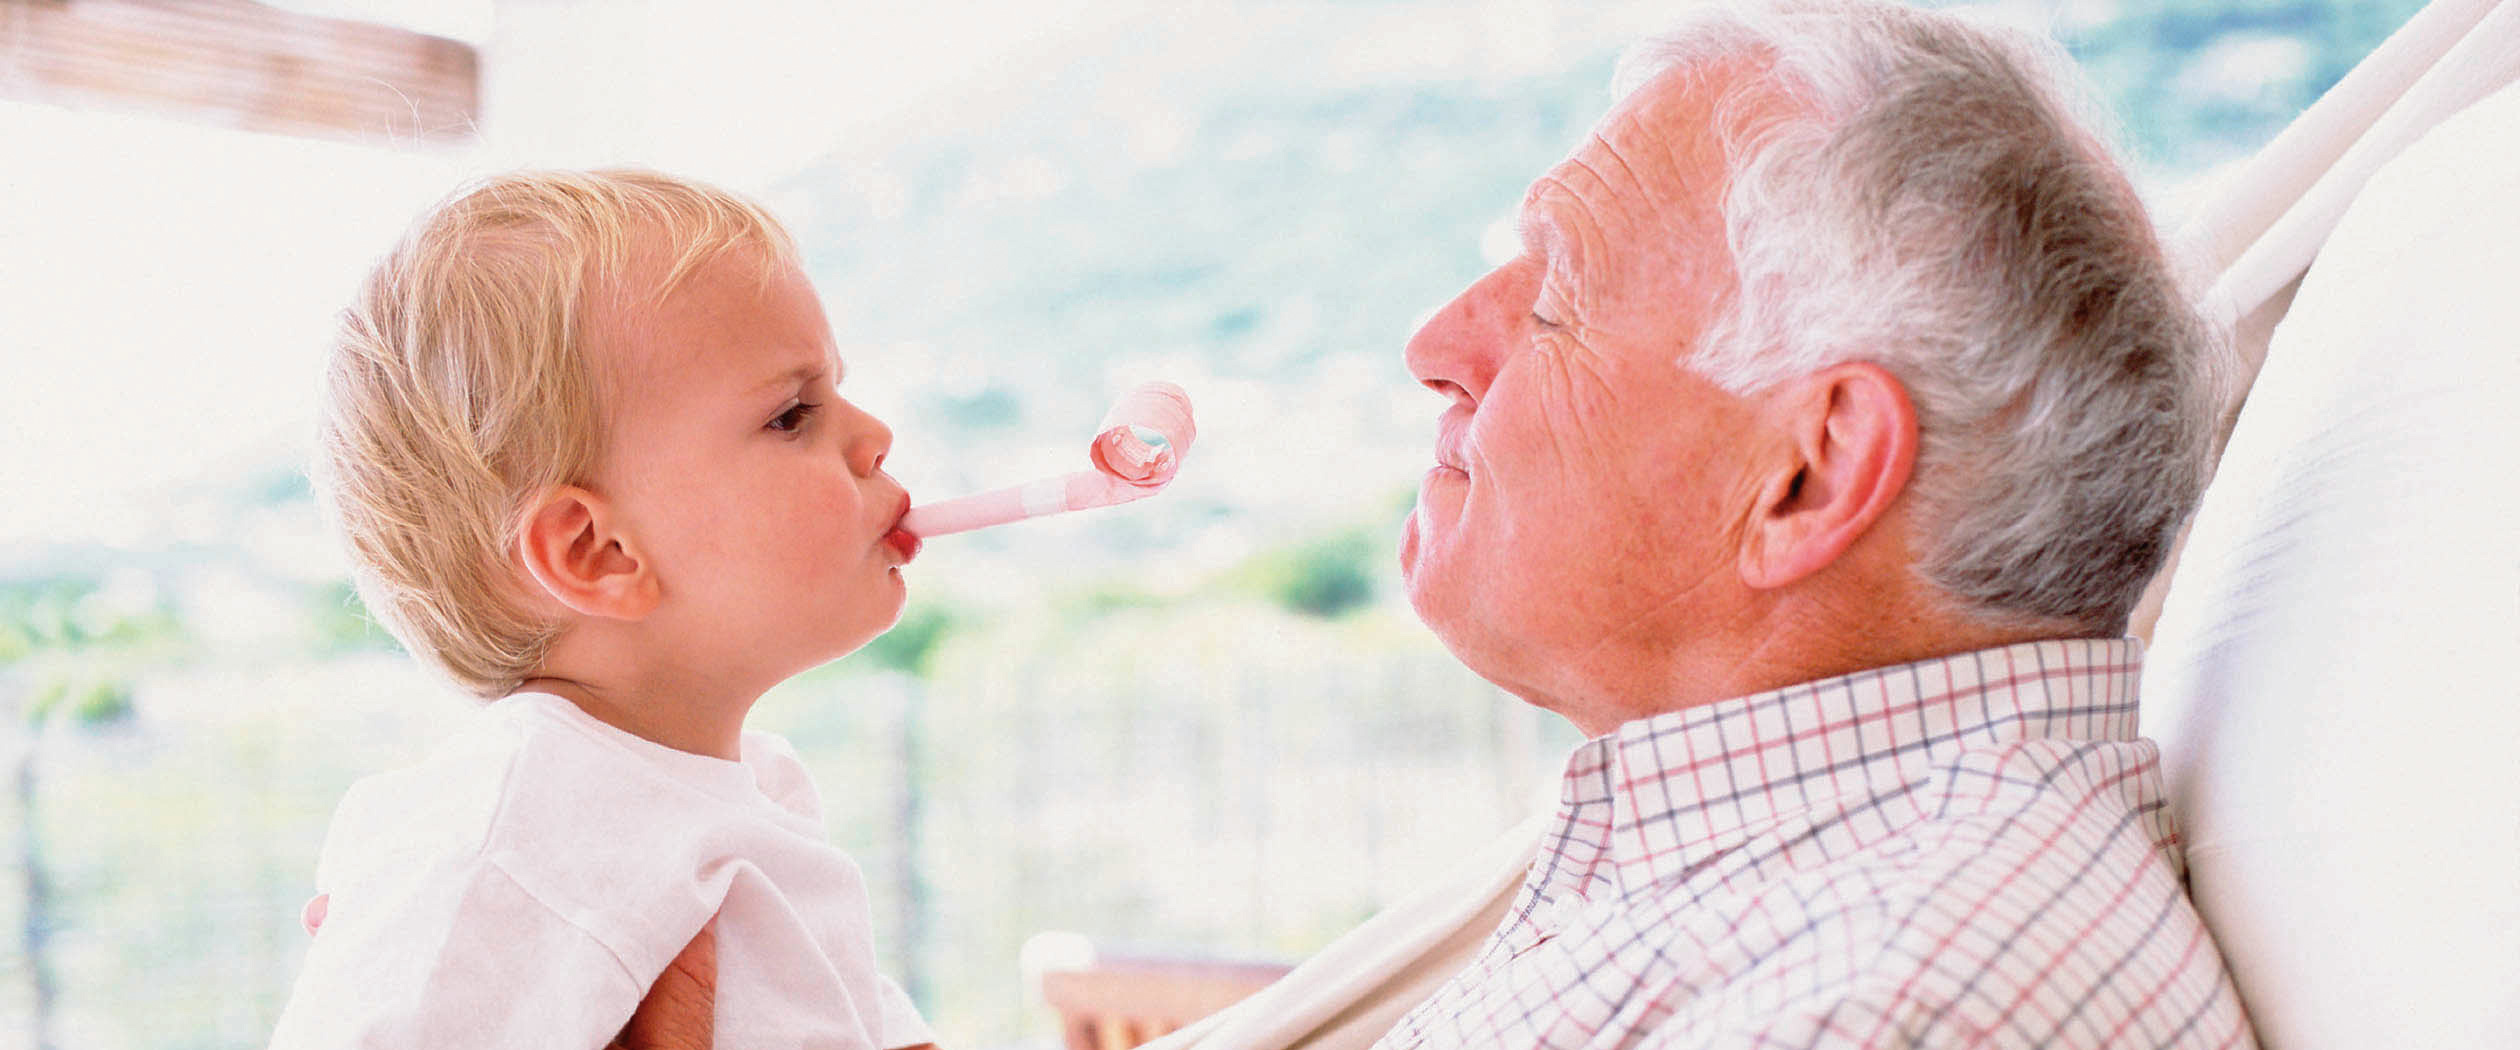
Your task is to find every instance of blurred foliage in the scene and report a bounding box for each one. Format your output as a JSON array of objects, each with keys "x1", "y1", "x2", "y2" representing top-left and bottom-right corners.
[
  {"x1": 1052, "y1": 581, "x2": 1175, "y2": 620},
  {"x1": 858, "y1": 601, "x2": 962, "y2": 678},
  {"x1": 0, "y1": 577, "x2": 185, "y2": 726},
  {"x1": 1229, "y1": 525, "x2": 1382, "y2": 619},
  {"x1": 0, "y1": 576, "x2": 178, "y2": 658},
  {"x1": 24, "y1": 678, "x2": 135, "y2": 731},
  {"x1": 306, "y1": 581, "x2": 399, "y2": 656},
  {"x1": 66, "y1": 680, "x2": 134, "y2": 728}
]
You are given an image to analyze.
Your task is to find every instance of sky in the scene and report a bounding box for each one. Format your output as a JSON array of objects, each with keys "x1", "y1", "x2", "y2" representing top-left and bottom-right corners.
[
  {"x1": 0, "y1": 0, "x2": 1179, "y2": 553},
  {"x1": 0, "y1": 0, "x2": 2291, "y2": 559}
]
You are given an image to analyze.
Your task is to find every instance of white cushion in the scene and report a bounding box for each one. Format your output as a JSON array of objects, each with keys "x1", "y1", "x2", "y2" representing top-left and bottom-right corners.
[{"x1": 2141, "y1": 81, "x2": 2520, "y2": 1049}]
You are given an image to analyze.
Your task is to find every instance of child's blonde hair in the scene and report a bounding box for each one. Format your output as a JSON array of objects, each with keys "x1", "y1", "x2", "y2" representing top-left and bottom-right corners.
[{"x1": 316, "y1": 169, "x2": 799, "y2": 698}]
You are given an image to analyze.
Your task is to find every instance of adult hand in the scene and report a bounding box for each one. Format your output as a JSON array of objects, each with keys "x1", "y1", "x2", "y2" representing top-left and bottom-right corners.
[
  {"x1": 303, "y1": 894, "x2": 718, "y2": 1049},
  {"x1": 611, "y1": 921, "x2": 717, "y2": 1050}
]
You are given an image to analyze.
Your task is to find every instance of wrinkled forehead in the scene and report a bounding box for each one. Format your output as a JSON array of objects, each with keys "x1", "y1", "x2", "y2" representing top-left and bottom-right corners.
[
  {"x1": 1513, "y1": 63, "x2": 1761, "y2": 296},
  {"x1": 1555, "y1": 62, "x2": 1774, "y2": 222},
  {"x1": 1559, "y1": 75, "x2": 1720, "y2": 198}
]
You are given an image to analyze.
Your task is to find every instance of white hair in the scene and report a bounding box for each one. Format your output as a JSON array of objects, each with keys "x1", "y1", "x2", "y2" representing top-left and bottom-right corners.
[{"x1": 1617, "y1": 0, "x2": 2219, "y2": 633}]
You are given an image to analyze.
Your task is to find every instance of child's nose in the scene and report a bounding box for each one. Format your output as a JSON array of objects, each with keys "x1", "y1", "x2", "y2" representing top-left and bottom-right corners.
[{"x1": 844, "y1": 404, "x2": 893, "y2": 478}]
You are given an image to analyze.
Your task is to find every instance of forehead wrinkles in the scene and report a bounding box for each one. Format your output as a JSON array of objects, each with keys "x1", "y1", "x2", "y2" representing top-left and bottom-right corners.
[
  {"x1": 1523, "y1": 121, "x2": 1707, "y2": 307},
  {"x1": 1517, "y1": 174, "x2": 1612, "y2": 310}
]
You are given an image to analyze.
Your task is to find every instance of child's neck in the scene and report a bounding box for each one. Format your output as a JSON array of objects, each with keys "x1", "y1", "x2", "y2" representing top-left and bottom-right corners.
[
  {"x1": 515, "y1": 669, "x2": 759, "y2": 762},
  {"x1": 517, "y1": 620, "x2": 775, "y2": 761}
]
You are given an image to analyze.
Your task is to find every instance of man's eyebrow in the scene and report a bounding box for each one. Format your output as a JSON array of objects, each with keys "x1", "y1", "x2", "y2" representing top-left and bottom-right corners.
[
  {"x1": 1501, "y1": 192, "x2": 1542, "y2": 251},
  {"x1": 1516, "y1": 201, "x2": 1577, "y2": 284},
  {"x1": 1514, "y1": 204, "x2": 1547, "y2": 256},
  {"x1": 1513, "y1": 189, "x2": 1568, "y2": 267}
]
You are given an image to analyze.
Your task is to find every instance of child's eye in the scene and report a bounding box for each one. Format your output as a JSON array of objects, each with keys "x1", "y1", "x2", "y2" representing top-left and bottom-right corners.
[{"x1": 768, "y1": 402, "x2": 820, "y2": 433}]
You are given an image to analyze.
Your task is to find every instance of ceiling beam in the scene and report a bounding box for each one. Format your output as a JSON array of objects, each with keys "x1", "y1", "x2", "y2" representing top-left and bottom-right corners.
[{"x1": 0, "y1": 0, "x2": 478, "y2": 146}]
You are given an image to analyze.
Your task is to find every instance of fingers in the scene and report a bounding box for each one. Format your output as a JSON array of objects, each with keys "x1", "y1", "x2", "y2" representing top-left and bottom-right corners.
[
  {"x1": 613, "y1": 920, "x2": 718, "y2": 1050},
  {"x1": 302, "y1": 894, "x2": 329, "y2": 937}
]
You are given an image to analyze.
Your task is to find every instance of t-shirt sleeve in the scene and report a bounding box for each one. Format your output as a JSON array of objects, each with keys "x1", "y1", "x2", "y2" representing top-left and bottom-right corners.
[
  {"x1": 875, "y1": 974, "x2": 938, "y2": 1048},
  {"x1": 268, "y1": 858, "x2": 644, "y2": 1050}
]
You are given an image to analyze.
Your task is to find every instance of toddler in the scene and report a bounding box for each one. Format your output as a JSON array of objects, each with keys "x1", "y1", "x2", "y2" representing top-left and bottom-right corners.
[{"x1": 271, "y1": 170, "x2": 933, "y2": 1048}]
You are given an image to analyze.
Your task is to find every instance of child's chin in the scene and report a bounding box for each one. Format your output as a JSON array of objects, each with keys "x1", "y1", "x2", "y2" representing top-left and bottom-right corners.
[{"x1": 816, "y1": 619, "x2": 897, "y2": 665}]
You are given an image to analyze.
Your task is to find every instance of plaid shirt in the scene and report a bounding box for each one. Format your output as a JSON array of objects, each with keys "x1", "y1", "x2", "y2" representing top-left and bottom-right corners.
[{"x1": 1376, "y1": 639, "x2": 2255, "y2": 1049}]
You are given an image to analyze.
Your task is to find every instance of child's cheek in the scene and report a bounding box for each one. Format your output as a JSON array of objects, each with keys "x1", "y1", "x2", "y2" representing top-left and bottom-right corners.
[{"x1": 787, "y1": 474, "x2": 860, "y2": 546}]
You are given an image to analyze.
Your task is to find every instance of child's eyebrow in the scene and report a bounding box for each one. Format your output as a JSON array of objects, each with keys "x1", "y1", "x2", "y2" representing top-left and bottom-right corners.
[{"x1": 752, "y1": 362, "x2": 826, "y2": 395}]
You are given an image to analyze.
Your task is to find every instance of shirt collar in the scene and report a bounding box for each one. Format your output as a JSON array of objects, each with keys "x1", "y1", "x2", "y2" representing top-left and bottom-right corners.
[{"x1": 1526, "y1": 637, "x2": 2145, "y2": 918}]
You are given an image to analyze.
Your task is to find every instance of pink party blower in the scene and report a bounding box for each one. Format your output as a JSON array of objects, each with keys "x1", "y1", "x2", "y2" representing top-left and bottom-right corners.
[{"x1": 901, "y1": 382, "x2": 1197, "y2": 538}]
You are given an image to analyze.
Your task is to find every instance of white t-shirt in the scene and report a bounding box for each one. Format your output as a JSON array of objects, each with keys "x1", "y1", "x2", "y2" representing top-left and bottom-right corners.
[{"x1": 270, "y1": 692, "x2": 934, "y2": 1049}]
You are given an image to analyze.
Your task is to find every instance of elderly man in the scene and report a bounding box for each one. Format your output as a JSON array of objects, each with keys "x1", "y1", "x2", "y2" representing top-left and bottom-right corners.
[
  {"x1": 1376, "y1": 0, "x2": 2254, "y2": 1046},
  {"x1": 592, "y1": 1, "x2": 2255, "y2": 1045}
]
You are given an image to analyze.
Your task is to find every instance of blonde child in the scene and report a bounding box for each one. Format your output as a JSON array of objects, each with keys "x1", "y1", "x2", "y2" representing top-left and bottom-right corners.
[{"x1": 271, "y1": 170, "x2": 934, "y2": 1048}]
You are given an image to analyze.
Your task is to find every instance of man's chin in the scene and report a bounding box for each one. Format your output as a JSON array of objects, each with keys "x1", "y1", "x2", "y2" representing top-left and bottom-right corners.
[
  {"x1": 1397, "y1": 509, "x2": 1422, "y2": 579},
  {"x1": 1397, "y1": 551, "x2": 1459, "y2": 645},
  {"x1": 1397, "y1": 494, "x2": 1460, "y2": 575},
  {"x1": 1398, "y1": 507, "x2": 1468, "y2": 621}
]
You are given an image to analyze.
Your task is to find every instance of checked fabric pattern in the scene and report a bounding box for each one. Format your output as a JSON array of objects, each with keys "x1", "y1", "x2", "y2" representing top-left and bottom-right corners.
[{"x1": 1375, "y1": 639, "x2": 2255, "y2": 1049}]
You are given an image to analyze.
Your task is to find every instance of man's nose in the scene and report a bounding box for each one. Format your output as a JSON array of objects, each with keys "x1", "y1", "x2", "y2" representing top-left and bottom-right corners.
[{"x1": 1404, "y1": 265, "x2": 1517, "y2": 405}]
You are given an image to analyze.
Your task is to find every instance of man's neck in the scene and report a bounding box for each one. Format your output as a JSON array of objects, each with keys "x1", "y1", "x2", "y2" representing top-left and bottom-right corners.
[{"x1": 1546, "y1": 565, "x2": 2075, "y2": 739}]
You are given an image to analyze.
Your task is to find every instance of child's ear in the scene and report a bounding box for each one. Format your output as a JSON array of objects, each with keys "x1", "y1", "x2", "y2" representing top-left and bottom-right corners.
[{"x1": 516, "y1": 486, "x2": 660, "y2": 621}]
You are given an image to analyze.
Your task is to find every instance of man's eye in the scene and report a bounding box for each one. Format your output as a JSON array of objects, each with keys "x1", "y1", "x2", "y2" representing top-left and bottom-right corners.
[
  {"x1": 768, "y1": 402, "x2": 820, "y2": 433},
  {"x1": 1531, "y1": 310, "x2": 1563, "y2": 329}
]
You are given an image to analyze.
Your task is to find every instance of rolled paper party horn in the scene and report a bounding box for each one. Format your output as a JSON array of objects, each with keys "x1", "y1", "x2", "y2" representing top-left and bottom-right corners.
[{"x1": 901, "y1": 382, "x2": 1196, "y2": 538}]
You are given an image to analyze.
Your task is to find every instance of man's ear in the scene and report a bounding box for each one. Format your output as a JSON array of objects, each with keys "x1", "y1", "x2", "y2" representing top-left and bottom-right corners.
[
  {"x1": 1739, "y1": 362, "x2": 1917, "y2": 590},
  {"x1": 516, "y1": 485, "x2": 661, "y2": 621}
]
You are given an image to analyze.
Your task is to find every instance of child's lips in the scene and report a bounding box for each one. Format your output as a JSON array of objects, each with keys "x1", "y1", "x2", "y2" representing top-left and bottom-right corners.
[
  {"x1": 883, "y1": 525, "x2": 921, "y2": 563},
  {"x1": 883, "y1": 492, "x2": 919, "y2": 562}
]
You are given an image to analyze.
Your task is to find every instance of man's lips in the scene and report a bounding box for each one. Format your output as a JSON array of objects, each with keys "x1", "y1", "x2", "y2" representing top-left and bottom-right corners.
[{"x1": 1432, "y1": 427, "x2": 1470, "y2": 476}]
